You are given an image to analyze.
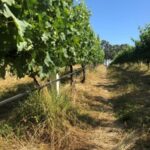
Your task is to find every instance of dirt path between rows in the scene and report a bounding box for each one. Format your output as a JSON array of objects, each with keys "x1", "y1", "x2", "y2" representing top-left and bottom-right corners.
[{"x1": 74, "y1": 66, "x2": 125, "y2": 150}]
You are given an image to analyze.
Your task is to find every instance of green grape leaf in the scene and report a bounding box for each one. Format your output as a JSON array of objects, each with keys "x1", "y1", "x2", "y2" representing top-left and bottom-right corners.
[
  {"x1": 1, "y1": 0, "x2": 15, "y2": 6},
  {"x1": 17, "y1": 39, "x2": 33, "y2": 51},
  {"x1": 41, "y1": 32, "x2": 50, "y2": 44},
  {"x1": 2, "y1": 4, "x2": 30, "y2": 37}
]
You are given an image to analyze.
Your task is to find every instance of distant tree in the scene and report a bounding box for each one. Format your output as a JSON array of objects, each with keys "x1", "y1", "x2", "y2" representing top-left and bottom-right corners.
[
  {"x1": 101, "y1": 40, "x2": 112, "y2": 59},
  {"x1": 101, "y1": 40, "x2": 129, "y2": 60}
]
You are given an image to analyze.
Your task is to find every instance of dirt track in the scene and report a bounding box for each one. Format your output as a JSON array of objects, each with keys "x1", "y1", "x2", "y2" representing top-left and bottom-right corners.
[{"x1": 73, "y1": 66, "x2": 125, "y2": 150}]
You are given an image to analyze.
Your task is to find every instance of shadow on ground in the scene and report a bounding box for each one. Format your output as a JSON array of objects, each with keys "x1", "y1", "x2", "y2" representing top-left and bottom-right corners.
[
  {"x1": 0, "y1": 82, "x2": 34, "y2": 120},
  {"x1": 76, "y1": 113, "x2": 101, "y2": 128},
  {"x1": 107, "y1": 65, "x2": 150, "y2": 129},
  {"x1": 75, "y1": 91, "x2": 118, "y2": 130},
  {"x1": 98, "y1": 65, "x2": 150, "y2": 149},
  {"x1": 83, "y1": 93, "x2": 112, "y2": 112}
]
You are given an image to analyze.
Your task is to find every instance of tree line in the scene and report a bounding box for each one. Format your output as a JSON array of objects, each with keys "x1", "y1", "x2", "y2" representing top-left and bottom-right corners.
[{"x1": 101, "y1": 40, "x2": 129, "y2": 60}]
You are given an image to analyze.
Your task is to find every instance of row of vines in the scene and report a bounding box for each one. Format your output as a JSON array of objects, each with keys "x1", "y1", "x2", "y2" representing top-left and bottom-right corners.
[
  {"x1": 0, "y1": 0, "x2": 104, "y2": 83},
  {"x1": 112, "y1": 24, "x2": 150, "y2": 66}
]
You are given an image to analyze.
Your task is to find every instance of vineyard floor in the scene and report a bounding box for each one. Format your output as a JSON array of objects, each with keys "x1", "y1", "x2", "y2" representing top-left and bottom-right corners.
[
  {"x1": 72, "y1": 65, "x2": 125, "y2": 150},
  {"x1": 72, "y1": 65, "x2": 150, "y2": 150},
  {"x1": 0, "y1": 65, "x2": 150, "y2": 150}
]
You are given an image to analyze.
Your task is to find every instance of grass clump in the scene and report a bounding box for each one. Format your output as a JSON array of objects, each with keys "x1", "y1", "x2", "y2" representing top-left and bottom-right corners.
[
  {"x1": 0, "y1": 123, "x2": 13, "y2": 137},
  {"x1": 0, "y1": 88, "x2": 78, "y2": 149},
  {"x1": 16, "y1": 90, "x2": 73, "y2": 126}
]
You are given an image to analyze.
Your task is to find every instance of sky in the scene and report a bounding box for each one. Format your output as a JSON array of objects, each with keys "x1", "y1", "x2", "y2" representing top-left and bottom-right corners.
[{"x1": 85, "y1": 0, "x2": 150, "y2": 45}]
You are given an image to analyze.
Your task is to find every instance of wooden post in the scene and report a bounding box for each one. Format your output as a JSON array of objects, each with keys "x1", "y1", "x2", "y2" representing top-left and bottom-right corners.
[
  {"x1": 147, "y1": 60, "x2": 150, "y2": 70},
  {"x1": 81, "y1": 64, "x2": 86, "y2": 83},
  {"x1": 30, "y1": 74, "x2": 40, "y2": 87},
  {"x1": 70, "y1": 65, "x2": 73, "y2": 85}
]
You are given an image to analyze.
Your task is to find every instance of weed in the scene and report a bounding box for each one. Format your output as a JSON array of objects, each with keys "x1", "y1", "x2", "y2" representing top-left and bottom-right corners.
[{"x1": 0, "y1": 88, "x2": 79, "y2": 149}]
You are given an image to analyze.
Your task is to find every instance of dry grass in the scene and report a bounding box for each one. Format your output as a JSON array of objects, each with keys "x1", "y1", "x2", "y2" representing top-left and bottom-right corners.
[
  {"x1": 0, "y1": 84, "x2": 79, "y2": 150},
  {"x1": 67, "y1": 65, "x2": 125, "y2": 149},
  {"x1": 108, "y1": 63, "x2": 150, "y2": 150},
  {"x1": 0, "y1": 64, "x2": 149, "y2": 150},
  {"x1": 0, "y1": 76, "x2": 32, "y2": 102}
]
